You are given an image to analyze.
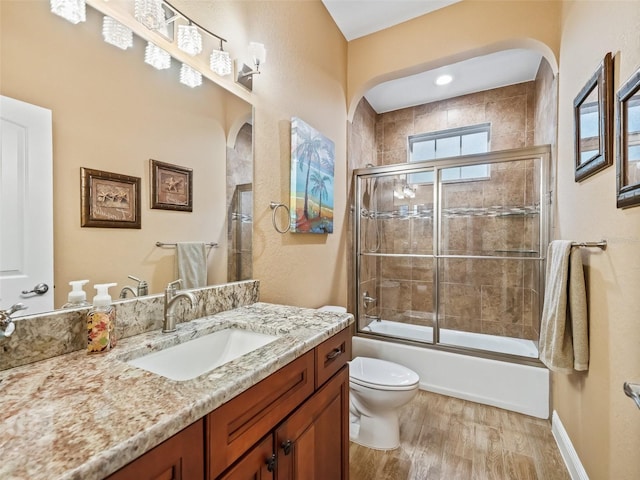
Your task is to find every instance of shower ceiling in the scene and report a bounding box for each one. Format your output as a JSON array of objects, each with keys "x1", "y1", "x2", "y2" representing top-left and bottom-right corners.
[{"x1": 322, "y1": 0, "x2": 543, "y2": 113}]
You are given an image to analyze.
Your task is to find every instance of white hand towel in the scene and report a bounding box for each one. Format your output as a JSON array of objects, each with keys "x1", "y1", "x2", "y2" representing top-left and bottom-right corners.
[
  {"x1": 175, "y1": 242, "x2": 207, "y2": 289},
  {"x1": 539, "y1": 240, "x2": 589, "y2": 373}
]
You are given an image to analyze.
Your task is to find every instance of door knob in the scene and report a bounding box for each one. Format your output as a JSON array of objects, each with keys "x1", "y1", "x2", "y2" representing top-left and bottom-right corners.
[{"x1": 21, "y1": 283, "x2": 49, "y2": 295}]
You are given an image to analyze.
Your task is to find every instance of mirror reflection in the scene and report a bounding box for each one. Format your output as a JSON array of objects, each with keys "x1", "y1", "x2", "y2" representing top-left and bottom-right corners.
[
  {"x1": 616, "y1": 67, "x2": 640, "y2": 208},
  {"x1": 0, "y1": 2, "x2": 252, "y2": 313},
  {"x1": 577, "y1": 86, "x2": 600, "y2": 164}
]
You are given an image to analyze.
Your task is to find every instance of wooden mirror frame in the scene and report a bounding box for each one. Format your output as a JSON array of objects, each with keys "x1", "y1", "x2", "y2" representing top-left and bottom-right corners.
[
  {"x1": 574, "y1": 52, "x2": 613, "y2": 182},
  {"x1": 616, "y1": 66, "x2": 640, "y2": 208}
]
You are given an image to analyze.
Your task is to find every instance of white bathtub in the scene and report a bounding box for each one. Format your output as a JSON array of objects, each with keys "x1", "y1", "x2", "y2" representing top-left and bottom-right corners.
[
  {"x1": 355, "y1": 320, "x2": 549, "y2": 419},
  {"x1": 362, "y1": 320, "x2": 539, "y2": 358}
]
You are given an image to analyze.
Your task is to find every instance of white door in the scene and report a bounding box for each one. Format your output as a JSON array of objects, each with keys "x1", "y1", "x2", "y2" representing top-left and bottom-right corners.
[{"x1": 0, "y1": 96, "x2": 54, "y2": 316}]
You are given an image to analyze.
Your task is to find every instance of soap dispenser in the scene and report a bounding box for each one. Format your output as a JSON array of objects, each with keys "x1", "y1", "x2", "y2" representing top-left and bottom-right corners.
[
  {"x1": 62, "y1": 280, "x2": 91, "y2": 308},
  {"x1": 87, "y1": 283, "x2": 117, "y2": 353}
]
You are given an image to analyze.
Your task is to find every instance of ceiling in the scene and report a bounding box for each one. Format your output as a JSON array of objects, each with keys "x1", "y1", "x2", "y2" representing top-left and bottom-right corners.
[{"x1": 321, "y1": 0, "x2": 544, "y2": 113}]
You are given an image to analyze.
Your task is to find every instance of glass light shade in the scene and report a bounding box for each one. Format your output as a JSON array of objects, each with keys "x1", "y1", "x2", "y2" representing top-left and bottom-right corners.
[
  {"x1": 50, "y1": 0, "x2": 86, "y2": 24},
  {"x1": 180, "y1": 64, "x2": 202, "y2": 88},
  {"x1": 102, "y1": 17, "x2": 133, "y2": 50},
  {"x1": 248, "y1": 42, "x2": 266, "y2": 67},
  {"x1": 177, "y1": 25, "x2": 203, "y2": 56},
  {"x1": 210, "y1": 49, "x2": 232, "y2": 76},
  {"x1": 144, "y1": 42, "x2": 171, "y2": 70},
  {"x1": 134, "y1": 0, "x2": 165, "y2": 31}
]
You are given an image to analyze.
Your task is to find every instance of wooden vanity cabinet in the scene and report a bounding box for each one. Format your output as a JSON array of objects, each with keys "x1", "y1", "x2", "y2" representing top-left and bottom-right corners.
[
  {"x1": 107, "y1": 327, "x2": 350, "y2": 480},
  {"x1": 106, "y1": 419, "x2": 204, "y2": 480}
]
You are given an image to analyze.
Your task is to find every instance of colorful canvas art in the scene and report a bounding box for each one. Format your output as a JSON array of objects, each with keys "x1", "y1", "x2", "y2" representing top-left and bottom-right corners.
[{"x1": 290, "y1": 117, "x2": 335, "y2": 233}]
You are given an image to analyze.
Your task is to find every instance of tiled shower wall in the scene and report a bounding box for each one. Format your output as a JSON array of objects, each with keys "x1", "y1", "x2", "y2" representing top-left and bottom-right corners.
[
  {"x1": 226, "y1": 123, "x2": 253, "y2": 282},
  {"x1": 351, "y1": 60, "x2": 557, "y2": 342}
]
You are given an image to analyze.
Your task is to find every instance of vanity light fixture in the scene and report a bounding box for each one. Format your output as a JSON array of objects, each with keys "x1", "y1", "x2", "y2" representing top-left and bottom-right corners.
[
  {"x1": 210, "y1": 40, "x2": 232, "y2": 76},
  {"x1": 236, "y1": 42, "x2": 267, "y2": 91},
  {"x1": 180, "y1": 63, "x2": 202, "y2": 88},
  {"x1": 102, "y1": 16, "x2": 133, "y2": 50},
  {"x1": 50, "y1": 0, "x2": 86, "y2": 24},
  {"x1": 134, "y1": 0, "x2": 166, "y2": 31},
  {"x1": 177, "y1": 24, "x2": 203, "y2": 56},
  {"x1": 435, "y1": 74, "x2": 453, "y2": 86},
  {"x1": 144, "y1": 41, "x2": 171, "y2": 70}
]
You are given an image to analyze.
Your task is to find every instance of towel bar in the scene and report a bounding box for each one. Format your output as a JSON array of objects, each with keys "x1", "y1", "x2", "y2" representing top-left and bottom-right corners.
[
  {"x1": 156, "y1": 242, "x2": 218, "y2": 248},
  {"x1": 571, "y1": 240, "x2": 607, "y2": 249}
]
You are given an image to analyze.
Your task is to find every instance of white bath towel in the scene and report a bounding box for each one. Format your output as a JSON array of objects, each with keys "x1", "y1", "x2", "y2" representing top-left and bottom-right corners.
[
  {"x1": 539, "y1": 240, "x2": 589, "y2": 373},
  {"x1": 175, "y1": 242, "x2": 207, "y2": 289}
]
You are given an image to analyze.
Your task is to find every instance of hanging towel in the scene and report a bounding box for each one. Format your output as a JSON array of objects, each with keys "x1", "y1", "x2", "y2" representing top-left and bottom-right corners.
[
  {"x1": 175, "y1": 242, "x2": 207, "y2": 289},
  {"x1": 539, "y1": 240, "x2": 589, "y2": 373}
]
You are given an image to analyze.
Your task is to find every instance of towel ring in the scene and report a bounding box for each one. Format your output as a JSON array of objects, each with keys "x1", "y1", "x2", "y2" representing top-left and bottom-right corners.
[{"x1": 270, "y1": 201, "x2": 291, "y2": 234}]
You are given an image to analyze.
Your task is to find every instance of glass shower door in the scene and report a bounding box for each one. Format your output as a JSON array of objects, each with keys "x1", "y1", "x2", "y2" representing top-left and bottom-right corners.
[
  {"x1": 437, "y1": 156, "x2": 542, "y2": 357},
  {"x1": 357, "y1": 168, "x2": 436, "y2": 344}
]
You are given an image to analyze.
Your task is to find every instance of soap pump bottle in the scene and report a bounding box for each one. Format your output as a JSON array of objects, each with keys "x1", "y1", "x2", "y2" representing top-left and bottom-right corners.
[
  {"x1": 62, "y1": 280, "x2": 91, "y2": 308},
  {"x1": 87, "y1": 283, "x2": 117, "y2": 354}
]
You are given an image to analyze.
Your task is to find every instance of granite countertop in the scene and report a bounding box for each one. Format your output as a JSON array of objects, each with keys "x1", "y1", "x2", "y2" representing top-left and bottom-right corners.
[{"x1": 0, "y1": 302, "x2": 353, "y2": 480}]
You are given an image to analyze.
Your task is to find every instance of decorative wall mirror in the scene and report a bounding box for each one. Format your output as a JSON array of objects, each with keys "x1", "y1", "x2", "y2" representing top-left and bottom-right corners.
[
  {"x1": 574, "y1": 52, "x2": 613, "y2": 182},
  {"x1": 616, "y1": 66, "x2": 640, "y2": 208}
]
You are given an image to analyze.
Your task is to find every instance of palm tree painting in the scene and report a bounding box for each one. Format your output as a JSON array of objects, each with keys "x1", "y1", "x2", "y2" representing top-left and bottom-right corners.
[{"x1": 290, "y1": 117, "x2": 335, "y2": 233}]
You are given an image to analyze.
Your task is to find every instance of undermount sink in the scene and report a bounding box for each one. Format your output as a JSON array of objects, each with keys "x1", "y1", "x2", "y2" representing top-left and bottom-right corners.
[{"x1": 126, "y1": 328, "x2": 279, "y2": 381}]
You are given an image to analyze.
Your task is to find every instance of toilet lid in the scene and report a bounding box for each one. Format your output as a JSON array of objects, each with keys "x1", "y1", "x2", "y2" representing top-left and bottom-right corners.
[{"x1": 349, "y1": 357, "x2": 419, "y2": 389}]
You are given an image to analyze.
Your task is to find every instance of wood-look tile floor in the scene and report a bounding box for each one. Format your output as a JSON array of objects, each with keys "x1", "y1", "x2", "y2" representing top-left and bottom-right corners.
[{"x1": 349, "y1": 390, "x2": 570, "y2": 480}]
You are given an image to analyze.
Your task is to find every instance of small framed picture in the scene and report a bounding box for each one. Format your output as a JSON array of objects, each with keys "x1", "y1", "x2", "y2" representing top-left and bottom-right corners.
[
  {"x1": 81, "y1": 168, "x2": 141, "y2": 228},
  {"x1": 150, "y1": 159, "x2": 193, "y2": 212}
]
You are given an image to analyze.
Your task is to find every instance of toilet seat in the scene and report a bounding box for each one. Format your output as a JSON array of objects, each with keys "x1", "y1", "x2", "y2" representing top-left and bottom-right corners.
[{"x1": 349, "y1": 357, "x2": 419, "y2": 390}]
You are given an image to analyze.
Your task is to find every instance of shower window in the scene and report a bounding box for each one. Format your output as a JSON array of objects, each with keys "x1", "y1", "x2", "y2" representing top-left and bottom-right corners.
[{"x1": 408, "y1": 124, "x2": 491, "y2": 184}]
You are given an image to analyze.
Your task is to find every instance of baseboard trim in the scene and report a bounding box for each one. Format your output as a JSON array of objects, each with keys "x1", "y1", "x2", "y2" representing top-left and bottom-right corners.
[{"x1": 551, "y1": 410, "x2": 589, "y2": 480}]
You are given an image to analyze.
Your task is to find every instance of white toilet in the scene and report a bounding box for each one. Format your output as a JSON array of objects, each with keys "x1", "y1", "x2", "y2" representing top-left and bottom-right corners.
[
  {"x1": 349, "y1": 356, "x2": 419, "y2": 450},
  {"x1": 316, "y1": 306, "x2": 419, "y2": 450}
]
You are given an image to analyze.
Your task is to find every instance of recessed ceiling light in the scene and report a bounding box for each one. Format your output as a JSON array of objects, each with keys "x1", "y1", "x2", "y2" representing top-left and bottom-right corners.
[{"x1": 435, "y1": 74, "x2": 453, "y2": 86}]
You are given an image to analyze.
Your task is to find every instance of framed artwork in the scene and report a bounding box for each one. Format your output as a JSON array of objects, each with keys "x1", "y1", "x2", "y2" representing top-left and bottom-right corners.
[
  {"x1": 150, "y1": 159, "x2": 193, "y2": 212},
  {"x1": 81, "y1": 168, "x2": 141, "y2": 228},
  {"x1": 573, "y1": 52, "x2": 613, "y2": 182},
  {"x1": 289, "y1": 117, "x2": 335, "y2": 234},
  {"x1": 616, "y1": 65, "x2": 640, "y2": 208}
]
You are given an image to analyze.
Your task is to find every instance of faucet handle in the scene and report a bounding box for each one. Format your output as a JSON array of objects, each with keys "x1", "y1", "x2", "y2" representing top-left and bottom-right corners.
[
  {"x1": 166, "y1": 279, "x2": 183, "y2": 293},
  {"x1": 1, "y1": 303, "x2": 27, "y2": 338}
]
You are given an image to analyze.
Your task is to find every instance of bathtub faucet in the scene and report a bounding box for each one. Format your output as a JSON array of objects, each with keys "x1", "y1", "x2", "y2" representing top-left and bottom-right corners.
[{"x1": 363, "y1": 291, "x2": 376, "y2": 307}]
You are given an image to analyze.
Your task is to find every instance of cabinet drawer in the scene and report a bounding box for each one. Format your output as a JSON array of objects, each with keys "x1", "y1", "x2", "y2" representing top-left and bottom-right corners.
[
  {"x1": 107, "y1": 419, "x2": 204, "y2": 480},
  {"x1": 315, "y1": 327, "x2": 351, "y2": 389},
  {"x1": 207, "y1": 350, "x2": 314, "y2": 479}
]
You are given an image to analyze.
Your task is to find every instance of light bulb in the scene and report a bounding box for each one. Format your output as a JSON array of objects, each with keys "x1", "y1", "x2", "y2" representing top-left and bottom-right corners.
[
  {"x1": 210, "y1": 49, "x2": 232, "y2": 76},
  {"x1": 144, "y1": 42, "x2": 171, "y2": 70},
  {"x1": 102, "y1": 17, "x2": 133, "y2": 50},
  {"x1": 180, "y1": 64, "x2": 202, "y2": 88},
  {"x1": 134, "y1": 0, "x2": 165, "y2": 30},
  {"x1": 177, "y1": 25, "x2": 203, "y2": 56}
]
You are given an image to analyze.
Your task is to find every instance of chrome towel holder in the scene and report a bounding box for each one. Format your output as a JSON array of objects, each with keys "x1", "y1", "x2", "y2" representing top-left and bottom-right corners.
[
  {"x1": 155, "y1": 241, "x2": 218, "y2": 248},
  {"x1": 270, "y1": 201, "x2": 291, "y2": 234}
]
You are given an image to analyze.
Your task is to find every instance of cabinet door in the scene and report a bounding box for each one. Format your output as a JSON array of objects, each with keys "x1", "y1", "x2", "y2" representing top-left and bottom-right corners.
[
  {"x1": 275, "y1": 366, "x2": 349, "y2": 480},
  {"x1": 218, "y1": 435, "x2": 274, "y2": 480},
  {"x1": 107, "y1": 420, "x2": 204, "y2": 480}
]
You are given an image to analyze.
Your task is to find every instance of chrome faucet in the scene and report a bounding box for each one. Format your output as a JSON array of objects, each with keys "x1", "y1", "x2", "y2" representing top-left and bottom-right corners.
[
  {"x1": 163, "y1": 279, "x2": 196, "y2": 333},
  {"x1": 119, "y1": 275, "x2": 149, "y2": 298},
  {"x1": 1, "y1": 303, "x2": 28, "y2": 338}
]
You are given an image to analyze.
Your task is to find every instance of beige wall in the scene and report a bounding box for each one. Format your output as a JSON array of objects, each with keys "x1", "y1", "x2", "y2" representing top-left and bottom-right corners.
[
  {"x1": 346, "y1": 0, "x2": 562, "y2": 118},
  {"x1": 1, "y1": 2, "x2": 252, "y2": 307},
  {"x1": 554, "y1": 2, "x2": 640, "y2": 479}
]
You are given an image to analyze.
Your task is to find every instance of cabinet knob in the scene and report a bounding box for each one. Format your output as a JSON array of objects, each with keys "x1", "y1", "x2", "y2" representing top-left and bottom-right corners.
[
  {"x1": 265, "y1": 453, "x2": 276, "y2": 472},
  {"x1": 281, "y1": 439, "x2": 292, "y2": 455}
]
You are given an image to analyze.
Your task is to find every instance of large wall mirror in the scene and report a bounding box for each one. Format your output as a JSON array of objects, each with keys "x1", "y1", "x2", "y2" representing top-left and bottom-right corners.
[
  {"x1": 616, "y1": 66, "x2": 640, "y2": 208},
  {"x1": 0, "y1": 2, "x2": 253, "y2": 313},
  {"x1": 573, "y1": 52, "x2": 613, "y2": 182}
]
